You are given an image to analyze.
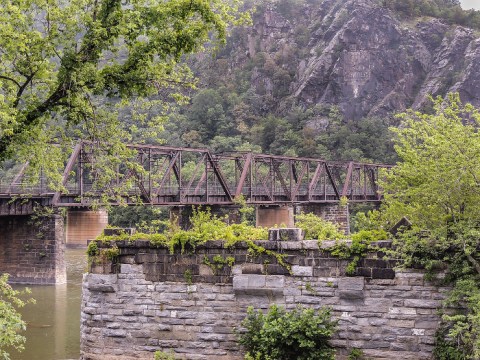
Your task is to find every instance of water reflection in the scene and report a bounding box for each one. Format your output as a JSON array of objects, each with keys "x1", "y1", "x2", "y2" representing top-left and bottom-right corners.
[{"x1": 11, "y1": 248, "x2": 86, "y2": 360}]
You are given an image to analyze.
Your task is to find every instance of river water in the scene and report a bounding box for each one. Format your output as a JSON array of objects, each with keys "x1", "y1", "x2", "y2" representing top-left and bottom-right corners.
[{"x1": 11, "y1": 248, "x2": 86, "y2": 360}]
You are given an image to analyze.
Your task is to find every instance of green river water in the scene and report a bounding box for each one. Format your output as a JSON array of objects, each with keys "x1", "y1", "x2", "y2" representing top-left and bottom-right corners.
[{"x1": 11, "y1": 248, "x2": 86, "y2": 360}]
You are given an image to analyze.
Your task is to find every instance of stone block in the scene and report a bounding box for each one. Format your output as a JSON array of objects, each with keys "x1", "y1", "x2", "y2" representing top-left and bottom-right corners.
[
  {"x1": 372, "y1": 268, "x2": 395, "y2": 279},
  {"x1": 241, "y1": 263, "x2": 264, "y2": 275},
  {"x1": 339, "y1": 290, "x2": 364, "y2": 301},
  {"x1": 268, "y1": 228, "x2": 304, "y2": 241},
  {"x1": 248, "y1": 275, "x2": 266, "y2": 288},
  {"x1": 88, "y1": 284, "x2": 116, "y2": 293},
  {"x1": 291, "y1": 265, "x2": 313, "y2": 277},
  {"x1": 404, "y1": 299, "x2": 440, "y2": 309},
  {"x1": 120, "y1": 264, "x2": 143, "y2": 274},
  {"x1": 266, "y1": 264, "x2": 290, "y2": 275},
  {"x1": 338, "y1": 277, "x2": 365, "y2": 291},
  {"x1": 265, "y1": 275, "x2": 285, "y2": 288}
]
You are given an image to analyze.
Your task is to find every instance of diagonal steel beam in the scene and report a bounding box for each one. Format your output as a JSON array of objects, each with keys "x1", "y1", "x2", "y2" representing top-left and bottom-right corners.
[
  {"x1": 152, "y1": 152, "x2": 180, "y2": 198},
  {"x1": 52, "y1": 142, "x2": 82, "y2": 205},
  {"x1": 7, "y1": 161, "x2": 30, "y2": 194},
  {"x1": 207, "y1": 153, "x2": 233, "y2": 202},
  {"x1": 291, "y1": 161, "x2": 308, "y2": 200},
  {"x1": 325, "y1": 164, "x2": 341, "y2": 200},
  {"x1": 341, "y1": 161, "x2": 354, "y2": 198},
  {"x1": 273, "y1": 160, "x2": 291, "y2": 200},
  {"x1": 235, "y1": 153, "x2": 252, "y2": 198},
  {"x1": 309, "y1": 162, "x2": 325, "y2": 197}
]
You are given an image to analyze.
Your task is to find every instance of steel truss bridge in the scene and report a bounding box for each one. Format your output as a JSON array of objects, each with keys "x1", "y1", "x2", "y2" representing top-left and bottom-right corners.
[{"x1": 0, "y1": 142, "x2": 392, "y2": 214}]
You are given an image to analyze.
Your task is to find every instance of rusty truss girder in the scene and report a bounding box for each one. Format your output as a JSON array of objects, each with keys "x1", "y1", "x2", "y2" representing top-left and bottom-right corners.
[{"x1": 0, "y1": 142, "x2": 391, "y2": 207}]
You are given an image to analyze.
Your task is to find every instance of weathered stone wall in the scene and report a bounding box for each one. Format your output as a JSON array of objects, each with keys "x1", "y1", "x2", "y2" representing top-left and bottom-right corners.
[
  {"x1": 81, "y1": 240, "x2": 446, "y2": 360},
  {"x1": 0, "y1": 214, "x2": 66, "y2": 284}
]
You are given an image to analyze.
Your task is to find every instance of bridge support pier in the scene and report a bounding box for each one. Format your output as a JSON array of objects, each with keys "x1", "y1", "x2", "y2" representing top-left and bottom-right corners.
[
  {"x1": 297, "y1": 204, "x2": 350, "y2": 234},
  {"x1": 0, "y1": 214, "x2": 66, "y2": 284},
  {"x1": 256, "y1": 206, "x2": 294, "y2": 228},
  {"x1": 66, "y1": 209, "x2": 108, "y2": 247}
]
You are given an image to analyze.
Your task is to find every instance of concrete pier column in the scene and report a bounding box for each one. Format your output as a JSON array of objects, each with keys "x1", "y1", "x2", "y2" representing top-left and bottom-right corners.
[
  {"x1": 297, "y1": 203, "x2": 350, "y2": 234},
  {"x1": 0, "y1": 214, "x2": 66, "y2": 284},
  {"x1": 66, "y1": 209, "x2": 108, "y2": 247},
  {"x1": 256, "y1": 206, "x2": 294, "y2": 228}
]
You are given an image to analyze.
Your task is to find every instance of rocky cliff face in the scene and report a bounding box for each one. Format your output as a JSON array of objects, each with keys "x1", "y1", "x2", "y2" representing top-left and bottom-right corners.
[{"x1": 204, "y1": 0, "x2": 480, "y2": 120}]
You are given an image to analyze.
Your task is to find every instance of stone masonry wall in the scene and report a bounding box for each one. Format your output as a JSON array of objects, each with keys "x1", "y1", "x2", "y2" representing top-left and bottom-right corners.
[
  {"x1": 0, "y1": 214, "x2": 66, "y2": 284},
  {"x1": 81, "y1": 240, "x2": 447, "y2": 360}
]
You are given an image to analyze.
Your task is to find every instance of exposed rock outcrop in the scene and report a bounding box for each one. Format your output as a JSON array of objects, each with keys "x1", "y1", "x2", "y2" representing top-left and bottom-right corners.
[{"x1": 204, "y1": 0, "x2": 480, "y2": 119}]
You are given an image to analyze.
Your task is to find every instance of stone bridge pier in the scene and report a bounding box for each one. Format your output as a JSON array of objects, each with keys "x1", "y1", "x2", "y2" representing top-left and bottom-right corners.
[
  {"x1": 256, "y1": 204, "x2": 350, "y2": 233},
  {"x1": 255, "y1": 205, "x2": 295, "y2": 228},
  {"x1": 0, "y1": 213, "x2": 66, "y2": 284},
  {"x1": 66, "y1": 209, "x2": 108, "y2": 247},
  {"x1": 0, "y1": 208, "x2": 108, "y2": 284}
]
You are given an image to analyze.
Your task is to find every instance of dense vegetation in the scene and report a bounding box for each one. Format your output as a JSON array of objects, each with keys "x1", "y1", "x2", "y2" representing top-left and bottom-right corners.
[
  {"x1": 365, "y1": 95, "x2": 480, "y2": 359},
  {"x1": 239, "y1": 305, "x2": 337, "y2": 360},
  {"x1": 163, "y1": 87, "x2": 398, "y2": 163},
  {"x1": 383, "y1": 0, "x2": 480, "y2": 29}
]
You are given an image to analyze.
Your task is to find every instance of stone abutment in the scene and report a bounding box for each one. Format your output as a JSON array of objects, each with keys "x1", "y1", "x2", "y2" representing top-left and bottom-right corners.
[
  {"x1": 0, "y1": 214, "x2": 66, "y2": 284},
  {"x1": 81, "y1": 240, "x2": 447, "y2": 360}
]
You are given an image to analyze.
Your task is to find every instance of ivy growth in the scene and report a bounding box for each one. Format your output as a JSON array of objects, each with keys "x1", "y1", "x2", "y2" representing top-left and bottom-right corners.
[{"x1": 203, "y1": 255, "x2": 235, "y2": 275}]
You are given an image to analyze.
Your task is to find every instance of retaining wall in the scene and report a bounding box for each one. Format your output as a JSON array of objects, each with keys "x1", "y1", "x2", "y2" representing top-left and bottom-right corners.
[{"x1": 81, "y1": 240, "x2": 447, "y2": 360}]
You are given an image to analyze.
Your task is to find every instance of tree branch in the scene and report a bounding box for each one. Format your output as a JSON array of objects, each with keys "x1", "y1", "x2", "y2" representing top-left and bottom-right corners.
[
  {"x1": 0, "y1": 75, "x2": 21, "y2": 88},
  {"x1": 14, "y1": 71, "x2": 38, "y2": 108},
  {"x1": 467, "y1": 253, "x2": 480, "y2": 276}
]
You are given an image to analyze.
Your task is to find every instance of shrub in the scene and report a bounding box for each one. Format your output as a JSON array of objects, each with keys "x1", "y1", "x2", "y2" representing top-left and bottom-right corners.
[
  {"x1": 295, "y1": 212, "x2": 345, "y2": 240},
  {"x1": 239, "y1": 304, "x2": 337, "y2": 360},
  {"x1": 154, "y1": 350, "x2": 176, "y2": 360}
]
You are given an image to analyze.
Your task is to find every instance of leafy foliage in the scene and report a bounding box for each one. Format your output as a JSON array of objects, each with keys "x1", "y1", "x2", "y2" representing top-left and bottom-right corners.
[
  {"x1": 380, "y1": 94, "x2": 480, "y2": 261},
  {"x1": 154, "y1": 350, "x2": 177, "y2": 360},
  {"x1": 0, "y1": 0, "x2": 247, "y2": 195},
  {"x1": 108, "y1": 206, "x2": 169, "y2": 229},
  {"x1": 239, "y1": 304, "x2": 337, "y2": 360},
  {"x1": 348, "y1": 348, "x2": 366, "y2": 360},
  {"x1": 96, "y1": 207, "x2": 269, "y2": 252},
  {"x1": 0, "y1": 274, "x2": 34, "y2": 360},
  {"x1": 295, "y1": 212, "x2": 345, "y2": 241},
  {"x1": 376, "y1": 94, "x2": 480, "y2": 358}
]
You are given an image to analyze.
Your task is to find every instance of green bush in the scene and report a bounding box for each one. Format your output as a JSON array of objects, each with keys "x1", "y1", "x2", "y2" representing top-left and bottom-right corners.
[
  {"x1": 239, "y1": 304, "x2": 337, "y2": 360},
  {"x1": 154, "y1": 350, "x2": 177, "y2": 360},
  {"x1": 96, "y1": 207, "x2": 269, "y2": 253},
  {"x1": 348, "y1": 348, "x2": 366, "y2": 360},
  {"x1": 295, "y1": 213, "x2": 345, "y2": 240}
]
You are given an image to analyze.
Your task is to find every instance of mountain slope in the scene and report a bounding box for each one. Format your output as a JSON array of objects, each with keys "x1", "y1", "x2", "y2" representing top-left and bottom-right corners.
[{"x1": 197, "y1": 0, "x2": 480, "y2": 120}]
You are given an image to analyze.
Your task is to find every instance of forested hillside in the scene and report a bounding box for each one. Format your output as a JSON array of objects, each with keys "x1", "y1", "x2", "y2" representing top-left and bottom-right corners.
[{"x1": 160, "y1": 0, "x2": 480, "y2": 164}]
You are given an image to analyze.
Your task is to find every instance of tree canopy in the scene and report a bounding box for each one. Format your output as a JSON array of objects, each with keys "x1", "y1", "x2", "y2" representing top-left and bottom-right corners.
[
  {"x1": 381, "y1": 94, "x2": 480, "y2": 245},
  {"x1": 376, "y1": 94, "x2": 480, "y2": 358},
  {"x1": 0, "y1": 0, "x2": 246, "y2": 183}
]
